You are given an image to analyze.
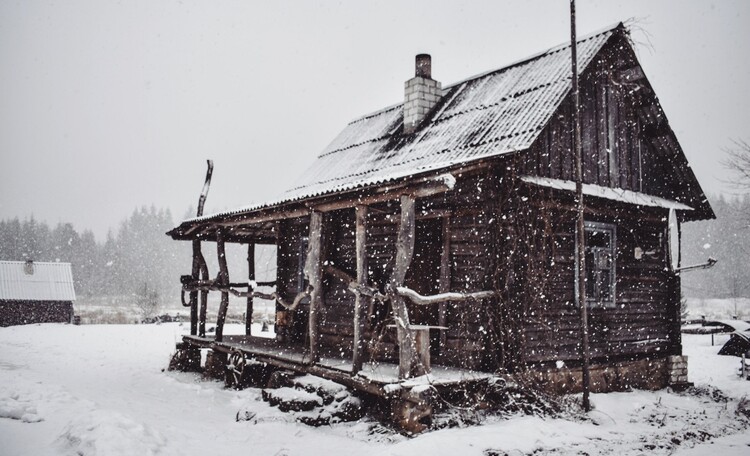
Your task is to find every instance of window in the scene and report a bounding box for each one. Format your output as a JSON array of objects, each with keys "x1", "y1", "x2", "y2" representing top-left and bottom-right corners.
[{"x1": 582, "y1": 222, "x2": 616, "y2": 308}]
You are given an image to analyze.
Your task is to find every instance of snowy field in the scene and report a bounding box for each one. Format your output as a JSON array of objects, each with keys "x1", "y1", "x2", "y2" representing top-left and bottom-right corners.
[{"x1": 1, "y1": 324, "x2": 749, "y2": 456}]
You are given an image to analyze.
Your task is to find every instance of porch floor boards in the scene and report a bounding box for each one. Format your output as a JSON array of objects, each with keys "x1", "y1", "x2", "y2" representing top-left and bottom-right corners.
[{"x1": 180, "y1": 334, "x2": 492, "y2": 394}]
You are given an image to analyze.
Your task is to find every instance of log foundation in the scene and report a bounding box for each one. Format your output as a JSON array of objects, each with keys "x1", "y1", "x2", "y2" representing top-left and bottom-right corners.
[{"x1": 525, "y1": 356, "x2": 686, "y2": 394}]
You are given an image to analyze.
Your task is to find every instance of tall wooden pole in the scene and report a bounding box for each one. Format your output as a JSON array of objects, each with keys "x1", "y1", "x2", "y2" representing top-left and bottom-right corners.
[
  {"x1": 570, "y1": 0, "x2": 591, "y2": 412},
  {"x1": 189, "y1": 160, "x2": 213, "y2": 336}
]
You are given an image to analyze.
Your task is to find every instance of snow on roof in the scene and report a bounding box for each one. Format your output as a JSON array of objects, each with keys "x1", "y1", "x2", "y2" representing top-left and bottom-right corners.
[
  {"x1": 183, "y1": 24, "x2": 623, "y2": 225},
  {"x1": 520, "y1": 176, "x2": 694, "y2": 211},
  {"x1": 0, "y1": 261, "x2": 76, "y2": 302}
]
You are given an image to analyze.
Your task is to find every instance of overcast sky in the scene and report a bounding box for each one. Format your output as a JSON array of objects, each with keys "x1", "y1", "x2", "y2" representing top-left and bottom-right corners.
[{"x1": 1, "y1": 0, "x2": 748, "y2": 240}]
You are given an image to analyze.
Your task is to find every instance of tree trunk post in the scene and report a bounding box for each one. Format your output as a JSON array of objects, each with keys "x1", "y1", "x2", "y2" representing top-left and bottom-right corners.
[
  {"x1": 389, "y1": 194, "x2": 421, "y2": 379},
  {"x1": 198, "y1": 252, "x2": 209, "y2": 337},
  {"x1": 190, "y1": 241, "x2": 200, "y2": 335},
  {"x1": 215, "y1": 230, "x2": 230, "y2": 343},
  {"x1": 305, "y1": 211, "x2": 325, "y2": 364},
  {"x1": 352, "y1": 205, "x2": 369, "y2": 374},
  {"x1": 246, "y1": 243, "x2": 255, "y2": 336}
]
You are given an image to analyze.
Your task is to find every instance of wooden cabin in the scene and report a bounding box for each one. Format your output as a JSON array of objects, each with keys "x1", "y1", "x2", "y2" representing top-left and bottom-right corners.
[
  {"x1": 168, "y1": 23, "x2": 713, "y2": 429},
  {"x1": 0, "y1": 260, "x2": 76, "y2": 327}
]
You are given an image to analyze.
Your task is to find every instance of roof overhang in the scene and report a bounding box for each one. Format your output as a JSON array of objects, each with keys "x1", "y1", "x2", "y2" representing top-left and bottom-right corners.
[
  {"x1": 520, "y1": 175, "x2": 694, "y2": 211},
  {"x1": 168, "y1": 170, "x2": 460, "y2": 243}
]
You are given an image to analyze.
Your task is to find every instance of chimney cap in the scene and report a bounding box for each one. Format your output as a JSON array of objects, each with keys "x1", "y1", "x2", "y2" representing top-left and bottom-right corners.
[{"x1": 415, "y1": 54, "x2": 431, "y2": 79}]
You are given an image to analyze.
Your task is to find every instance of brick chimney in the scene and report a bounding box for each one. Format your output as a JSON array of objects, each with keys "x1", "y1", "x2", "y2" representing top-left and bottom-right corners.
[{"x1": 403, "y1": 54, "x2": 441, "y2": 134}]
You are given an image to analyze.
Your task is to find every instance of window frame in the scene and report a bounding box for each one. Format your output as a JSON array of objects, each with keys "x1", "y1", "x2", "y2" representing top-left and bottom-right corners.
[{"x1": 577, "y1": 221, "x2": 617, "y2": 309}]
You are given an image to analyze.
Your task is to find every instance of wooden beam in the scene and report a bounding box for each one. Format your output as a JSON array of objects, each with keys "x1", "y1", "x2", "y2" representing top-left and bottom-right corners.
[
  {"x1": 215, "y1": 230, "x2": 230, "y2": 343},
  {"x1": 246, "y1": 243, "x2": 255, "y2": 336},
  {"x1": 311, "y1": 174, "x2": 455, "y2": 213},
  {"x1": 352, "y1": 205, "x2": 369, "y2": 374},
  {"x1": 389, "y1": 194, "x2": 421, "y2": 379},
  {"x1": 305, "y1": 211, "x2": 325, "y2": 363},
  {"x1": 192, "y1": 173, "x2": 457, "y2": 232}
]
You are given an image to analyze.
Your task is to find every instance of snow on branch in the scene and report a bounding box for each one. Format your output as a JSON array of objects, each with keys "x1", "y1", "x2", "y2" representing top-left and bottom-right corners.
[{"x1": 395, "y1": 286, "x2": 496, "y2": 305}]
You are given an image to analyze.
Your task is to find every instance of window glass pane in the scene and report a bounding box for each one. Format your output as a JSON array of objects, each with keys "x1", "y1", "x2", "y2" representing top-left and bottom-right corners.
[
  {"x1": 583, "y1": 224, "x2": 615, "y2": 306},
  {"x1": 586, "y1": 229, "x2": 610, "y2": 248},
  {"x1": 599, "y1": 270, "x2": 611, "y2": 300}
]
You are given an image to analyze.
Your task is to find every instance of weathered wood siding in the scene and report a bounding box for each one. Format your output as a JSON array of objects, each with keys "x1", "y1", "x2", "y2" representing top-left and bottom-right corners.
[
  {"x1": 0, "y1": 300, "x2": 74, "y2": 326},
  {"x1": 524, "y1": 33, "x2": 673, "y2": 197},
  {"x1": 520, "y1": 193, "x2": 680, "y2": 365},
  {"x1": 276, "y1": 217, "x2": 309, "y2": 343},
  {"x1": 319, "y1": 209, "x2": 356, "y2": 357}
]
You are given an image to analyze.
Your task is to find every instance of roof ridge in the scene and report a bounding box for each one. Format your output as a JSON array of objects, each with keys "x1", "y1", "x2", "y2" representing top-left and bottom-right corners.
[
  {"x1": 444, "y1": 22, "x2": 624, "y2": 91},
  {"x1": 339, "y1": 23, "x2": 623, "y2": 127}
]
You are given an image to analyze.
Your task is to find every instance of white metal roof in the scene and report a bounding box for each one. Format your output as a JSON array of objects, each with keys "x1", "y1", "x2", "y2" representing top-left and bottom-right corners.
[
  {"x1": 520, "y1": 176, "x2": 694, "y2": 211},
  {"x1": 183, "y1": 24, "x2": 622, "y2": 225},
  {"x1": 0, "y1": 261, "x2": 76, "y2": 302}
]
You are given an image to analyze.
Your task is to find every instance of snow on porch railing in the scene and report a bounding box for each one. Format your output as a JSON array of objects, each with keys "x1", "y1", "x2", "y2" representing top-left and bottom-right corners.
[
  {"x1": 181, "y1": 279, "x2": 311, "y2": 311},
  {"x1": 394, "y1": 287, "x2": 496, "y2": 305}
]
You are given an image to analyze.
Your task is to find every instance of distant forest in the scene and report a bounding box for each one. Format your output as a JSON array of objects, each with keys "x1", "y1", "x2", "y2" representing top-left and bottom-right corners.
[
  {"x1": 681, "y1": 194, "x2": 750, "y2": 300},
  {"x1": 0, "y1": 195, "x2": 747, "y2": 305},
  {"x1": 0, "y1": 207, "x2": 189, "y2": 302}
]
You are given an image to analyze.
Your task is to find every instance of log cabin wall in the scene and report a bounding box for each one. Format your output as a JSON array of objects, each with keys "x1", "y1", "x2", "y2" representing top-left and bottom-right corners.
[
  {"x1": 525, "y1": 33, "x2": 671, "y2": 196},
  {"x1": 516, "y1": 187, "x2": 681, "y2": 367},
  {"x1": 319, "y1": 209, "x2": 356, "y2": 358},
  {"x1": 275, "y1": 216, "x2": 309, "y2": 343},
  {"x1": 420, "y1": 169, "x2": 502, "y2": 370}
]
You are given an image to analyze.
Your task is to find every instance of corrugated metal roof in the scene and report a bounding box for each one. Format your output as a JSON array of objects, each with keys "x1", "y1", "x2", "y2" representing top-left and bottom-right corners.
[
  {"x1": 185, "y1": 24, "x2": 622, "y2": 225},
  {"x1": 0, "y1": 261, "x2": 76, "y2": 302}
]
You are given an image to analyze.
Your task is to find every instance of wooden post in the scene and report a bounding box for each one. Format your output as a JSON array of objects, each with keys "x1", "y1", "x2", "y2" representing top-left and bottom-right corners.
[
  {"x1": 389, "y1": 194, "x2": 421, "y2": 379},
  {"x1": 570, "y1": 0, "x2": 591, "y2": 412},
  {"x1": 352, "y1": 205, "x2": 369, "y2": 374},
  {"x1": 198, "y1": 252, "x2": 209, "y2": 337},
  {"x1": 305, "y1": 211, "x2": 325, "y2": 363},
  {"x1": 189, "y1": 241, "x2": 200, "y2": 335},
  {"x1": 215, "y1": 230, "x2": 230, "y2": 343},
  {"x1": 246, "y1": 243, "x2": 255, "y2": 336},
  {"x1": 438, "y1": 216, "x2": 451, "y2": 351}
]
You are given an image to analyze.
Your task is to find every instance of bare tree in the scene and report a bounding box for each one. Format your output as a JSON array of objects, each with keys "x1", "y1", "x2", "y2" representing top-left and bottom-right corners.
[{"x1": 723, "y1": 139, "x2": 750, "y2": 189}]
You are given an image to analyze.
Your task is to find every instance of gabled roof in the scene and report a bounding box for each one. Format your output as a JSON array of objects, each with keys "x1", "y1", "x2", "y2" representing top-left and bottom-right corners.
[
  {"x1": 286, "y1": 24, "x2": 620, "y2": 202},
  {"x1": 181, "y1": 23, "x2": 624, "y2": 226},
  {"x1": 0, "y1": 261, "x2": 76, "y2": 302}
]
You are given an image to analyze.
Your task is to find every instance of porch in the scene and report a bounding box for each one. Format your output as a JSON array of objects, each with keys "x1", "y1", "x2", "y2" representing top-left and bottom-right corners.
[{"x1": 179, "y1": 333, "x2": 493, "y2": 397}]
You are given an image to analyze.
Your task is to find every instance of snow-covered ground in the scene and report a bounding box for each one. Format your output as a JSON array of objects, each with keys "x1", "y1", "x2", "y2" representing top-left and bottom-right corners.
[{"x1": 1, "y1": 323, "x2": 748, "y2": 456}]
